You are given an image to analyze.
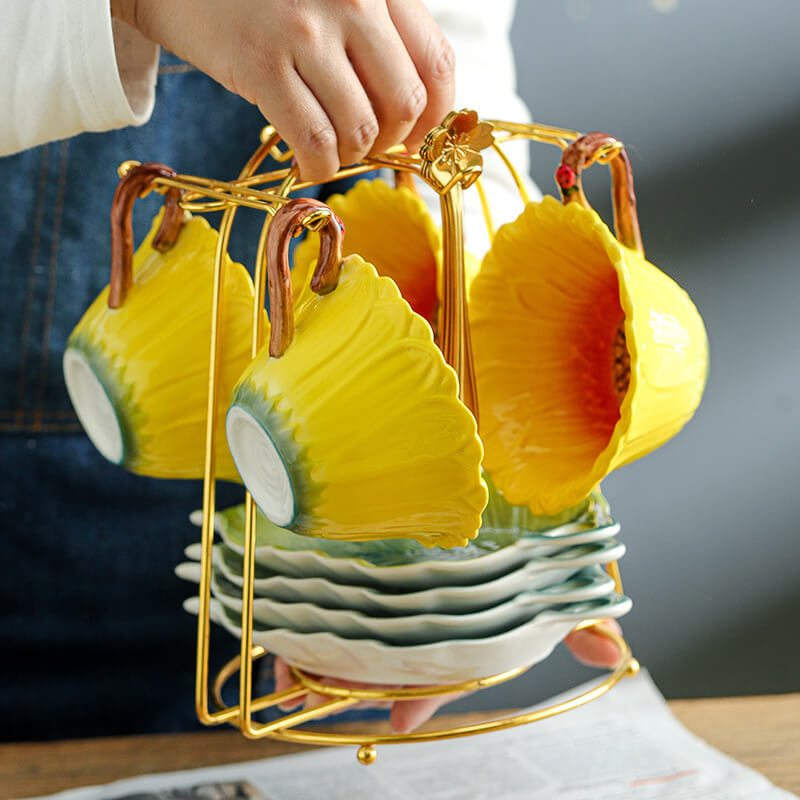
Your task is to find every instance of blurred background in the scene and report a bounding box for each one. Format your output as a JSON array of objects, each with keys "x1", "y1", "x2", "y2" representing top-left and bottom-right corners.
[{"x1": 455, "y1": 0, "x2": 800, "y2": 712}]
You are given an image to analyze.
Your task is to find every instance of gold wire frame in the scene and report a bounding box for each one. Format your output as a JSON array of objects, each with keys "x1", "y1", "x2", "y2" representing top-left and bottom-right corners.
[{"x1": 118, "y1": 112, "x2": 637, "y2": 763}]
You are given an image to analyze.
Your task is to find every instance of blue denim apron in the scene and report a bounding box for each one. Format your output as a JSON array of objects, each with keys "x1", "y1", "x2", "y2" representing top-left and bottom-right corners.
[{"x1": 0, "y1": 52, "x2": 378, "y2": 740}]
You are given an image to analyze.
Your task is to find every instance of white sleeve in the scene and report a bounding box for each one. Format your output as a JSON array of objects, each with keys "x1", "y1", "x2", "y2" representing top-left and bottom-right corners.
[
  {"x1": 425, "y1": 0, "x2": 541, "y2": 257},
  {"x1": 0, "y1": 0, "x2": 159, "y2": 156}
]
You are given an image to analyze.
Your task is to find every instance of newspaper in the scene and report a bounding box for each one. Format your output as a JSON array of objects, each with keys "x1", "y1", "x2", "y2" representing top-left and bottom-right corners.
[{"x1": 19, "y1": 670, "x2": 795, "y2": 800}]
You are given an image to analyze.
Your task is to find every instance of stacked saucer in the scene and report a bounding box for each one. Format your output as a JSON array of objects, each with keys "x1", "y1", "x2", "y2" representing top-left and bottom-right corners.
[{"x1": 179, "y1": 486, "x2": 630, "y2": 684}]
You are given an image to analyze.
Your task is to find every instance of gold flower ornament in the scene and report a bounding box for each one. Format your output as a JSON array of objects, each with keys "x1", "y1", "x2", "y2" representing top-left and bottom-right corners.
[{"x1": 420, "y1": 109, "x2": 495, "y2": 192}]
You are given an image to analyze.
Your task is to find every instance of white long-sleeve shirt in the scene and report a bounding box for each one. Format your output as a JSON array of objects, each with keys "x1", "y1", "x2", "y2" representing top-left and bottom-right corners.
[
  {"x1": 0, "y1": 0, "x2": 158, "y2": 154},
  {"x1": 0, "y1": 0, "x2": 538, "y2": 250}
]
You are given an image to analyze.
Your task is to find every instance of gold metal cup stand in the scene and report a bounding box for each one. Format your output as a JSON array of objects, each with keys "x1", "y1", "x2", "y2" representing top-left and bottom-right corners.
[{"x1": 112, "y1": 112, "x2": 638, "y2": 763}]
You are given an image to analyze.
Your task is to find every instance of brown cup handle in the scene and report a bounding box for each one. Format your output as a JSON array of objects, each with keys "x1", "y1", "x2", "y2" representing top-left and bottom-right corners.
[
  {"x1": 265, "y1": 198, "x2": 344, "y2": 358},
  {"x1": 109, "y1": 162, "x2": 183, "y2": 308},
  {"x1": 555, "y1": 132, "x2": 644, "y2": 256},
  {"x1": 152, "y1": 186, "x2": 185, "y2": 253}
]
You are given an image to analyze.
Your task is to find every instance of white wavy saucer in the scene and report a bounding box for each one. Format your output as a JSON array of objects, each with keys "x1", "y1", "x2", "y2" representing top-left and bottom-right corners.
[
  {"x1": 201, "y1": 565, "x2": 618, "y2": 645},
  {"x1": 178, "y1": 539, "x2": 621, "y2": 615},
  {"x1": 194, "y1": 514, "x2": 622, "y2": 589},
  {"x1": 179, "y1": 543, "x2": 617, "y2": 615},
  {"x1": 183, "y1": 593, "x2": 632, "y2": 684}
]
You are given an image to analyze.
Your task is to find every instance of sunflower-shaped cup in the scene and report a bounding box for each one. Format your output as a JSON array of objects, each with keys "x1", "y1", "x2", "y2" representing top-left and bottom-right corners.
[
  {"x1": 64, "y1": 163, "x2": 262, "y2": 480},
  {"x1": 225, "y1": 198, "x2": 487, "y2": 548},
  {"x1": 470, "y1": 134, "x2": 709, "y2": 515},
  {"x1": 291, "y1": 178, "x2": 480, "y2": 337}
]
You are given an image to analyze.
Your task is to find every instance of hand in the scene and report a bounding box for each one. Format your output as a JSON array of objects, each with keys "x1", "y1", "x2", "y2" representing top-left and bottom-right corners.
[
  {"x1": 110, "y1": 0, "x2": 455, "y2": 182},
  {"x1": 272, "y1": 621, "x2": 625, "y2": 734}
]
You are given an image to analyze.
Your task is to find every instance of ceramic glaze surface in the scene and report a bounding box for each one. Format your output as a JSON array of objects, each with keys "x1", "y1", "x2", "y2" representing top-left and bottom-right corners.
[
  {"x1": 196, "y1": 482, "x2": 601, "y2": 567},
  {"x1": 470, "y1": 196, "x2": 708, "y2": 514},
  {"x1": 64, "y1": 213, "x2": 262, "y2": 480},
  {"x1": 199, "y1": 564, "x2": 618, "y2": 645},
  {"x1": 206, "y1": 507, "x2": 625, "y2": 589},
  {"x1": 179, "y1": 542, "x2": 617, "y2": 614},
  {"x1": 185, "y1": 593, "x2": 632, "y2": 684},
  {"x1": 291, "y1": 179, "x2": 479, "y2": 327},
  {"x1": 227, "y1": 254, "x2": 487, "y2": 548},
  {"x1": 189, "y1": 490, "x2": 621, "y2": 586}
]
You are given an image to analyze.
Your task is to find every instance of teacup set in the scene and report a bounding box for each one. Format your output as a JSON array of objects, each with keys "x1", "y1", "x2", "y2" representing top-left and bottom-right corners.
[{"x1": 64, "y1": 114, "x2": 708, "y2": 688}]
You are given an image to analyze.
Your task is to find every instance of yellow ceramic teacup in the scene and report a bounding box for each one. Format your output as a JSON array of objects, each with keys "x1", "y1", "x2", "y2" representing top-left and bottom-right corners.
[
  {"x1": 470, "y1": 135, "x2": 709, "y2": 515},
  {"x1": 64, "y1": 163, "x2": 262, "y2": 481},
  {"x1": 225, "y1": 198, "x2": 487, "y2": 548},
  {"x1": 291, "y1": 178, "x2": 480, "y2": 333}
]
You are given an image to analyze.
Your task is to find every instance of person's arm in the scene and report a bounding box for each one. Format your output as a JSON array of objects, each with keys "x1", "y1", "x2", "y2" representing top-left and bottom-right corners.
[
  {"x1": 0, "y1": 0, "x2": 158, "y2": 156},
  {"x1": 110, "y1": 0, "x2": 456, "y2": 183}
]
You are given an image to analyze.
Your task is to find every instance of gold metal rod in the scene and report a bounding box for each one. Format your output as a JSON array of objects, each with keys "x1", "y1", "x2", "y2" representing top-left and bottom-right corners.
[
  {"x1": 439, "y1": 185, "x2": 478, "y2": 420},
  {"x1": 238, "y1": 136, "x2": 299, "y2": 732},
  {"x1": 195, "y1": 200, "x2": 236, "y2": 726},
  {"x1": 213, "y1": 682, "x2": 310, "y2": 716},
  {"x1": 491, "y1": 142, "x2": 530, "y2": 205},
  {"x1": 286, "y1": 163, "x2": 382, "y2": 192},
  {"x1": 365, "y1": 152, "x2": 421, "y2": 168},
  {"x1": 475, "y1": 177, "x2": 495, "y2": 241},
  {"x1": 153, "y1": 176, "x2": 288, "y2": 209},
  {"x1": 486, "y1": 119, "x2": 581, "y2": 148},
  {"x1": 211, "y1": 653, "x2": 310, "y2": 716},
  {"x1": 287, "y1": 160, "x2": 420, "y2": 194},
  {"x1": 237, "y1": 135, "x2": 288, "y2": 733},
  {"x1": 289, "y1": 663, "x2": 531, "y2": 701},
  {"x1": 606, "y1": 560, "x2": 624, "y2": 594},
  {"x1": 196, "y1": 135, "x2": 278, "y2": 726},
  {"x1": 238, "y1": 487, "x2": 259, "y2": 732},
  {"x1": 211, "y1": 645, "x2": 266, "y2": 707},
  {"x1": 251, "y1": 685, "x2": 309, "y2": 714},
  {"x1": 218, "y1": 146, "x2": 417, "y2": 197},
  {"x1": 263, "y1": 628, "x2": 637, "y2": 747},
  {"x1": 177, "y1": 198, "x2": 277, "y2": 214},
  {"x1": 244, "y1": 697, "x2": 359, "y2": 738}
]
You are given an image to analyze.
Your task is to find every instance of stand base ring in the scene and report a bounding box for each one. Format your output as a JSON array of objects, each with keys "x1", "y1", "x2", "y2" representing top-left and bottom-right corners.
[{"x1": 207, "y1": 622, "x2": 638, "y2": 764}]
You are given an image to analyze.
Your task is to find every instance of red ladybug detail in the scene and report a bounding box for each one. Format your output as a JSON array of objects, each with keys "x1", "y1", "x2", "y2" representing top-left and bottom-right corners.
[{"x1": 556, "y1": 165, "x2": 577, "y2": 190}]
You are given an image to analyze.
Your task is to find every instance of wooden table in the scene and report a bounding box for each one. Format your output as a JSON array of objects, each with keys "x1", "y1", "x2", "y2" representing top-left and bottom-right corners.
[{"x1": 2, "y1": 694, "x2": 798, "y2": 799}]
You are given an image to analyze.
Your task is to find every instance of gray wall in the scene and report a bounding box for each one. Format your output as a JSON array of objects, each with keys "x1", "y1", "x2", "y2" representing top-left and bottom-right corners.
[{"x1": 456, "y1": 0, "x2": 800, "y2": 711}]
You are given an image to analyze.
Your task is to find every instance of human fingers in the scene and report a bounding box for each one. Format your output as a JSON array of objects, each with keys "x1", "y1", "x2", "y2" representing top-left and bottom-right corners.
[
  {"x1": 386, "y1": 0, "x2": 456, "y2": 150},
  {"x1": 564, "y1": 621, "x2": 624, "y2": 669},
  {"x1": 345, "y1": 5, "x2": 429, "y2": 156},
  {"x1": 112, "y1": 0, "x2": 342, "y2": 182},
  {"x1": 249, "y1": 65, "x2": 343, "y2": 184},
  {"x1": 293, "y1": 47, "x2": 380, "y2": 169},
  {"x1": 274, "y1": 656, "x2": 306, "y2": 712},
  {"x1": 389, "y1": 691, "x2": 469, "y2": 734},
  {"x1": 302, "y1": 675, "x2": 396, "y2": 717}
]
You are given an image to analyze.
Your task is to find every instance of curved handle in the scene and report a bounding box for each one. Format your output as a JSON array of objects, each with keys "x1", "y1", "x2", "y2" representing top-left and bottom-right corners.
[
  {"x1": 555, "y1": 132, "x2": 644, "y2": 255},
  {"x1": 152, "y1": 186, "x2": 185, "y2": 252},
  {"x1": 109, "y1": 162, "x2": 183, "y2": 308},
  {"x1": 264, "y1": 198, "x2": 344, "y2": 358}
]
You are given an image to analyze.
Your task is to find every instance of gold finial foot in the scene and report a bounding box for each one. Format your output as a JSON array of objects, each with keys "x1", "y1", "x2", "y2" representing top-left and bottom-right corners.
[
  {"x1": 627, "y1": 658, "x2": 641, "y2": 677},
  {"x1": 357, "y1": 744, "x2": 378, "y2": 765}
]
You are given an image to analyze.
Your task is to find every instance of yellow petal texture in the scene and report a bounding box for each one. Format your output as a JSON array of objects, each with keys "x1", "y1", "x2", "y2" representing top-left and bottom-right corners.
[
  {"x1": 227, "y1": 254, "x2": 487, "y2": 548},
  {"x1": 65, "y1": 212, "x2": 263, "y2": 481},
  {"x1": 291, "y1": 179, "x2": 479, "y2": 326},
  {"x1": 470, "y1": 196, "x2": 708, "y2": 514}
]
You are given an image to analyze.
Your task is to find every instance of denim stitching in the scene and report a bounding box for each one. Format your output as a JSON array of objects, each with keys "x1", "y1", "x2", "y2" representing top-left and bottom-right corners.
[
  {"x1": 13, "y1": 144, "x2": 51, "y2": 425},
  {"x1": 33, "y1": 141, "x2": 71, "y2": 431}
]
